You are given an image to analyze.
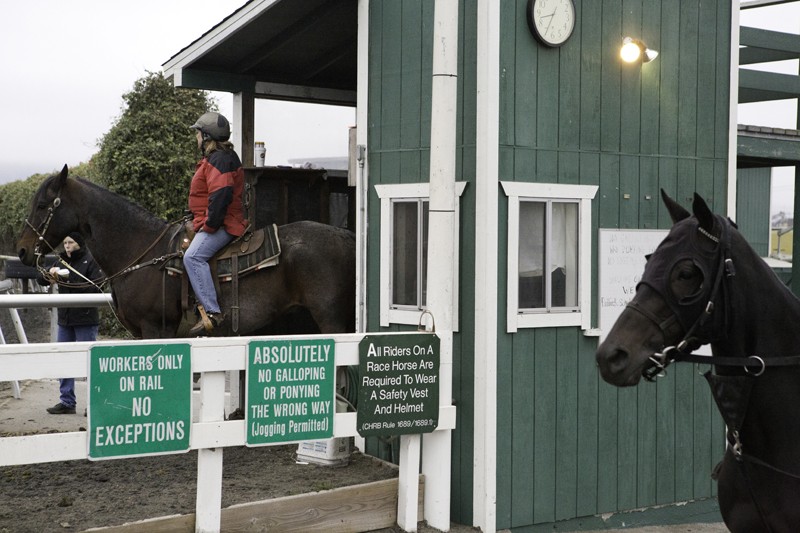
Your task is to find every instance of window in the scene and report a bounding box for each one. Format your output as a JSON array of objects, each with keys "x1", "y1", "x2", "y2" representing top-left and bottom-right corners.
[
  {"x1": 391, "y1": 199, "x2": 429, "y2": 308},
  {"x1": 502, "y1": 182, "x2": 598, "y2": 332},
  {"x1": 375, "y1": 182, "x2": 467, "y2": 327}
]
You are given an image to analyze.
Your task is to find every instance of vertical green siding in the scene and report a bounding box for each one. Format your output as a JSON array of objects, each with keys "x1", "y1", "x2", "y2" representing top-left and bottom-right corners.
[
  {"x1": 736, "y1": 167, "x2": 771, "y2": 256},
  {"x1": 366, "y1": 0, "x2": 731, "y2": 530},
  {"x1": 497, "y1": 0, "x2": 730, "y2": 529}
]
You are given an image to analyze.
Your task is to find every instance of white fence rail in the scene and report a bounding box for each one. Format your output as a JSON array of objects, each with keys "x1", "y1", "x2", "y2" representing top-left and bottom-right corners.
[{"x1": 0, "y1": 293, "x2": 455, "y2": 532}]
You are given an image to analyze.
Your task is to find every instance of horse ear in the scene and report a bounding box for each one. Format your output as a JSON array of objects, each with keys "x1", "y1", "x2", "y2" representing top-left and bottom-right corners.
[
  {"x1": 58, "y1": 164, "x2": 69, "y2": 186},
  {"x1": 692, "y1": 193, "x2": 715, "y2": 233},
  {"x1": 660, "y1": 189, "x2": 690, "y2": 223}
]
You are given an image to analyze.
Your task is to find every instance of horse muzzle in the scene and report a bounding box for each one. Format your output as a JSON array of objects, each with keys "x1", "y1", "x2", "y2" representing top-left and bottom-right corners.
[{"x1": 596, "y1": 342, "x2": 647, "y2": 387}]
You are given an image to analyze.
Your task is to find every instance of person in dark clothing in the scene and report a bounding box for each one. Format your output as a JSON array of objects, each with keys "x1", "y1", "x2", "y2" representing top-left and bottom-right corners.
[
  {"x1": 184, "y1": 111, "x2": 248, "y2": 336},
  {"x1": 37, "y1": 232, "x2": 103, "y2": 415}
]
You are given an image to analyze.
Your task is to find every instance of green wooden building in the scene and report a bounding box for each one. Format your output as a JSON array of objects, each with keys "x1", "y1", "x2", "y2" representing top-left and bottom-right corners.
[{"x1": 164, "y1": 1, "x2": 800, "y2": 531}]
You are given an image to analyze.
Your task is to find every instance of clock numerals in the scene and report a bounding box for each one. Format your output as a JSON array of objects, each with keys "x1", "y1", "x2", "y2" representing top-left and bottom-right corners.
[{"x1": 528, "y1": 0, "x2": 575, "y2": 47}]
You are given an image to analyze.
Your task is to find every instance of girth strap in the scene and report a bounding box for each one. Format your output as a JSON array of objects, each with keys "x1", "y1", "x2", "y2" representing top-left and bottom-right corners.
[{"x1": 231, "y1": 252, "x2": 239, "y2": 333}]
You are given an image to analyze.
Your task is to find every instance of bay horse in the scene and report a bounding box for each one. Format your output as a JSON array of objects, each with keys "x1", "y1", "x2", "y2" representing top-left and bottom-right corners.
[
  {"x1": 596, "y1": 190, "x2": 800, "y2": 532},
  {"x1": 16, "y1": 165, "x2": 355, "y2": 339}
]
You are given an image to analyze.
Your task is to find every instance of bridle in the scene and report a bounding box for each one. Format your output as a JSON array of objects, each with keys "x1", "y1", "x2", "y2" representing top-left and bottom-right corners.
[
  {"x1": 633, "y1": 212, "x2": 800, "y2": 380},
  {"x1": 24, "y1": 189, "x2": 62, "y2": 264},
  {"x1": 633, "y1": 215, "x2": 800, "y2": 381}
]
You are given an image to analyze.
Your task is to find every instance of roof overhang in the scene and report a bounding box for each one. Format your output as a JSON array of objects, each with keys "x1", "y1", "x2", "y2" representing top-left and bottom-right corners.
[
  {"x1": 162, "y1": 0, "x2": 357, "y2": 106},
  {"x1": 737, "y1": 124, "x2": 800, "y2": 168}
]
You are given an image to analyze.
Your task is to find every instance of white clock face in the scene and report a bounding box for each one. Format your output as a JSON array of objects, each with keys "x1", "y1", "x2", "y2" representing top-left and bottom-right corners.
[{"x1": 529, "y1": 0, "x2": 575, "y2": 47}]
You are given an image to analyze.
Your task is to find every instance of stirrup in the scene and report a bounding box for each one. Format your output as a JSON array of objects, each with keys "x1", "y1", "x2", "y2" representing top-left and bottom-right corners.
[{"x1": 197, "y1": 306, "x2": 215, "y2": 332}]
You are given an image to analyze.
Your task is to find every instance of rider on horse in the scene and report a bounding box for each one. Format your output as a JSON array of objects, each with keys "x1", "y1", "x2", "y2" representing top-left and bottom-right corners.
[{"x1": 185, "y1": 112, "x2": 248, "y2": 335}]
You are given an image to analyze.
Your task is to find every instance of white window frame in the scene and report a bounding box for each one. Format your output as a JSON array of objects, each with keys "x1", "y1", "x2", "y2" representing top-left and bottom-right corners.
[
  {"x1": 502, "y1": 182, "x2": 598, "y2": 332},
  {"x1": 375, "y1": 182, "x2": 467, "y2": 328}
]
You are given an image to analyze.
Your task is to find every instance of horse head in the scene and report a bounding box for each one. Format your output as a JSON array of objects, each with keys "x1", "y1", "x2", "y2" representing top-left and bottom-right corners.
[
  {"x1": 17, "y1": 165, "x2": 83, "y2": 267},
  {"x1": 596, "y1": 190, "x2": 731, "y2": 386}
]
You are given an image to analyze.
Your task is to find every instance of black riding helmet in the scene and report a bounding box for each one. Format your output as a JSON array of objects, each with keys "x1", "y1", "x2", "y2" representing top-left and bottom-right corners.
[{"x1": 190, "y1": 112, "x2": 231, "y2": 142}]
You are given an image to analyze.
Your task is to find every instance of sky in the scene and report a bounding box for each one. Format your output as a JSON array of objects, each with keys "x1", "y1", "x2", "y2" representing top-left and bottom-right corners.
[{"x1": 0, "y1": 1, "x2": 354, "y2": 185}]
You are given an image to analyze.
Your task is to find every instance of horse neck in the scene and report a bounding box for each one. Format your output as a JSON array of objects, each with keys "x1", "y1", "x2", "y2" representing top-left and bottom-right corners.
[
  {"x1": 64, "y1": 182, "x2": 170, "y2": 275},
  {"x1": 711, "y1": 245, "x2": 800, "y2": 470},
  {"x1": 713, "y1": 245, "x2": 800, "y2": 357}
]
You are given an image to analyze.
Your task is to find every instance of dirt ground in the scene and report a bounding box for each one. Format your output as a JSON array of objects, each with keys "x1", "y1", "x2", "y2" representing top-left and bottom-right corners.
[{"x1": 0, "y1": 440, "x2": 402, "y2": 532}]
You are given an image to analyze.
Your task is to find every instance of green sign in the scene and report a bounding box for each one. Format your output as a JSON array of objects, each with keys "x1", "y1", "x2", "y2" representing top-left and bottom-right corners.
[
  {"x1": 357, "y1": 334, "x2": 439, "y2": 437},
  {"x1": 88, "y1": 343, "x2": 192, "y2": 460},
  {"x1": 246, "y1": 338, "x2": 335, "y2": 445}
]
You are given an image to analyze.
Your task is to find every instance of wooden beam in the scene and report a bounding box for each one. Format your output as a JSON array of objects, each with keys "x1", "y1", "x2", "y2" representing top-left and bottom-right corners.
[
  {"x1": 88, "y1": 476, "x2": 424, "y2": 533},
  {"x1": 738, "y1": 69, "x2": 800, "y2": 103},
  {"x1": 740, "y1": 47, "x2": 798, "y2": 65},
  {"x1": 740, "y1": 26, "x2": 800, "y2": 55},
  {"x1": 741, "y1": 0, "x2": 799, "y2": 9},
  {"x1": 174, "y1": 68, "x2": 257, "y2": 94},
  {"x1": 738, "y1": 132, "x2": 800, "y2": 164}
]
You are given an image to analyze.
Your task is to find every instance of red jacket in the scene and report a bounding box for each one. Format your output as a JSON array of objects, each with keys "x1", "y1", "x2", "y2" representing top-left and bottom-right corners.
[{"x1": 188, "y1": 149, "x2": 247, "y2": 237}]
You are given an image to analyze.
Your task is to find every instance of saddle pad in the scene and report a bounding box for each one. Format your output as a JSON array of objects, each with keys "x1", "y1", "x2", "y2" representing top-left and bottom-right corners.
[{"x1": 166, "y1": 224, "x2": 281, "y2": 280}]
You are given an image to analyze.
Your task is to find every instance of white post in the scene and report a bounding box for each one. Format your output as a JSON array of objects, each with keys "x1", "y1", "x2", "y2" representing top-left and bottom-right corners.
[
  {"x1": 473, "y1": 0, "x2": 500, "y2": 530},
  {"x1": 194, "y1": 371, "x2": 226, "y2": 533},
  {"x1": 397, "y1": 434, "x2": 422, "y2": 531},
  {"x1": 0, "y1": 280, "x2": 23, "y2": 398},
  {"x1": 421, "y1": 1, "x2": 458, "y2": 531}
]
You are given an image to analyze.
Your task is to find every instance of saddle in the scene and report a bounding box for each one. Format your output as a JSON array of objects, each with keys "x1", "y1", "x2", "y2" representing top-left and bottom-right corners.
[{"x1": 166, "y1": 223, "x2": 281, "y2": 332}]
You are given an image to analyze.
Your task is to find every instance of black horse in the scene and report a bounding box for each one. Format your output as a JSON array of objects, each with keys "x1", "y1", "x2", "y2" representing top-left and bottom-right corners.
[
  {"x1": 596, "y1": 190, "x2": 800, "y2": 532},
  {"x1": 16, "y1": 166, "x2": 356, "y2": 338}
]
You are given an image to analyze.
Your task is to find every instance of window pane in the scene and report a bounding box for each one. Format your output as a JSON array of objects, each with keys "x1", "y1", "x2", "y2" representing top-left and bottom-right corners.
[
  {"x1": 551, "y1": 202, "x2": 578, "y2": 307},
  {"x1": 393, "y1": 202, "x2": 417, "y2": 305},
  {"x1": 518, "y1": 201, "x2": 546, "y2": 308},
  {"x1": 421, "y1": 201, "x2": 429, "y2": 307}
]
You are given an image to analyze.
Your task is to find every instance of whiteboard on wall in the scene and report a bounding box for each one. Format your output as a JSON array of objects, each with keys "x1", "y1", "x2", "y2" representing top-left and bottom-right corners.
[{"x1": 597, "y1": 229, "x2": 668, "y2": 342}]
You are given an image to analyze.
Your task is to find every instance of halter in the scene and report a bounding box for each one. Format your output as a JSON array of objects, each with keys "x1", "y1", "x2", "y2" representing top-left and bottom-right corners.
[
  {"x1": 632, "y1": 214, "x2": 735, "y2": 381},
  {"x1": 635, "y1": 215, "x2": 800, "y2": 381}
]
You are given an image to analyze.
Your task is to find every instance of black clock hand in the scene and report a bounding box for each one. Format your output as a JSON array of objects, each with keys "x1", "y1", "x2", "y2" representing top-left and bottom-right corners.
[{"x1": 545, "y1": 9, "x2": 556, "y2": 35}]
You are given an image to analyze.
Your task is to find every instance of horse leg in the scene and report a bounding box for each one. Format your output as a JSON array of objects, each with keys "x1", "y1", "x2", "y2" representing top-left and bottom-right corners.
[{"x1": 308, "y1": 305, "x2": 354, "y2": 334}]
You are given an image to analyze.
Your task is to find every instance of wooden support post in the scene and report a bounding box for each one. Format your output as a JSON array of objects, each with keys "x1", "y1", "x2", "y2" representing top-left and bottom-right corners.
[{"x1": 195, "y1": 371, "x2": 226, "y2": 533}]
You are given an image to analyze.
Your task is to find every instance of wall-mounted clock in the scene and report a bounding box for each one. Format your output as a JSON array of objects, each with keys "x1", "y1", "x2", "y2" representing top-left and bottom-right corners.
[{"x1": 527, "y1": 0, "x2": 576, "y2": 48}]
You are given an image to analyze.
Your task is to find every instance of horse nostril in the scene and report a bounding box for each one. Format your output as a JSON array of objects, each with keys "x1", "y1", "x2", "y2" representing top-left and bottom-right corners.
[
  {"x1": 602, "y1": 347, "x2": 630, "y2": 374},
  {"x1": 17, "y1": 248, "x2": 26, "y2": 261}
]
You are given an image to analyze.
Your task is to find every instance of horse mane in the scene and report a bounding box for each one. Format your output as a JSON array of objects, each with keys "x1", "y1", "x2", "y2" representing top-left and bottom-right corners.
[{"x1": 68, "y1": 175, "x2": 169, "y2": 225}]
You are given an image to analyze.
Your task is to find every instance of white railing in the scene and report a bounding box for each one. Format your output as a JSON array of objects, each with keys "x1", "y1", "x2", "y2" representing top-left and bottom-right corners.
[{"x1": 0, "y1": 295, "x2": 455, "y2": 532}]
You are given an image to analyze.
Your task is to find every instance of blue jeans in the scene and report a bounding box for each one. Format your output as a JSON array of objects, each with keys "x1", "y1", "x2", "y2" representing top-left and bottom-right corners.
[
  {"x1": 57, "y1": 324, "x2": 98, "y2": 408},
  {"x1": 183, "y1": 228, "x2": 234, "y2": 314}
]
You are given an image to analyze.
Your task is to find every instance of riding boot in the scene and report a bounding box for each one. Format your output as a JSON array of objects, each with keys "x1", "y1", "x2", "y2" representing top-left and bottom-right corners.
[{"x1": 189, "y1": 308, "x2": 224, "y2": 336}]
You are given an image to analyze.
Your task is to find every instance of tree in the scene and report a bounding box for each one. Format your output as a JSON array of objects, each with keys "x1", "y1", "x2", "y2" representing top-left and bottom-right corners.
[
  {"x1": 0, "y1": 174, "x2": 49, "y2": 254},
  {"x1": 90, "y1": 71, "x2": 215, "y2": 221}
]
